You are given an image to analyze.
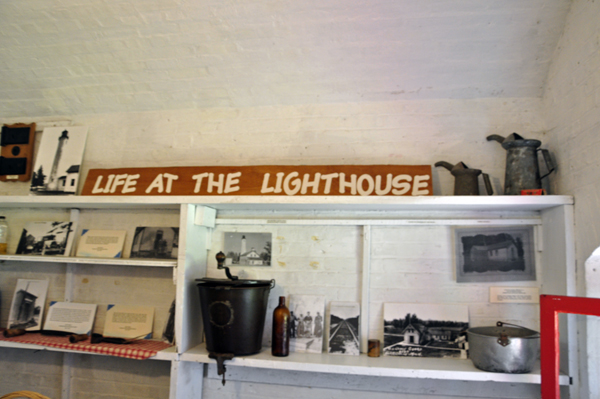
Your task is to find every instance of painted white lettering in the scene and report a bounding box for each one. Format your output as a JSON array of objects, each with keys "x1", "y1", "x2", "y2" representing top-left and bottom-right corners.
[
  {"x1": 122, "y1": 174, "x2": 140, "y2": 194},
  {"x1": 224, "y1": 172, "x2": 241, "y2": 194},
  {"x1": 91, "y1": 176, "x2": 104, "y2": 194},
  {"x1": 339, "y1": 173, "x2": 357, "y2": 195},
  {"x1": 301, "y1": 173, "x2": 322, "y2": 194},
  {"x1": 145, "y1": 174, "x2": 164, "y2": 193},
  {"x1": 375, "y1": 174, "x2": 393, "y2": 196},
  {"x1": 104, "y1": 174, "x2": 115, "y2": 192},
  {"x1": 283, "y1": 172, "x2": 301, "y2": 196},
  {"x1": 261, "y1": 173, "x2": 275, "y2": 193},
  {"x1": 207, "y1": 173, "x2": 224, "y2": 194},
  {"x1": 320, "y1": 173, "x2": 339, "y2": 194},
  {"x1": 412, "y1": 175, "x2": 430, "y2": 195},
  {"x1": 274, "y1": 172, "x2": 285, "y2": 193},
  {"x1": 192, "y1": 173, "x2": 209, "y2": 193},
  {"x1": 163, "y1": 173, "x2": 179, "y2": 193},
  {"x1": 357, "y1": 174, "x2": 375, "y2": 196},
  {"x1": 392, "y1": 174, "x2": 412, "y2": 195},
  {"x1": 110, "y1": 174, "x2": 128, "y2": 193}
]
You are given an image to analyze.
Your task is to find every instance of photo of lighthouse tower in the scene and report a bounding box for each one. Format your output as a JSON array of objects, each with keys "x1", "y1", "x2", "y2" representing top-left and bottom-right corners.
[
  {"x1": 30, "y1": 126, "x2": 88, "y2": 195},
  {"x1": 223, "y1": 232, "x2": 272, "y2": 266}
]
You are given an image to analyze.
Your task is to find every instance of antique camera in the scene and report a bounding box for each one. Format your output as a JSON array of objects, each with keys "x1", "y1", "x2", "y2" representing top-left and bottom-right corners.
[{"x1": 0, "y1": 123, "x2": 36, "y2": 182}]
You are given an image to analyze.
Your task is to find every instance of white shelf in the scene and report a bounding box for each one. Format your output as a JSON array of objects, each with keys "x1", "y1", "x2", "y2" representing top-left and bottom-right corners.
[
  {"x1": 0, "y1": 195, "x2": 573, "y2": 212},
  {"x1": 181, "y1": 344, "x2": 571, "y2": 386},
  {"x1": 0, "y1": 339, "x2": 178, "y2": 361},
  {"x1": 0, "y1": 254, "x2": 176, "y2": 267}
]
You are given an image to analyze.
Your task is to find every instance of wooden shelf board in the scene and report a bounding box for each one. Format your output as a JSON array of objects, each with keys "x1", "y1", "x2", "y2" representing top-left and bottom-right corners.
[
  {"x1": 0, "y1": 195, "x2": 573, "y2": 212},
  {"x1": 181, "y1": 344, "x2": 571, "y2": 386},
  {"x1": 0, "y1": 254, "x2": 176, "y2": 267},
  {"x1": 0, "y1": 340, "x2": 177, "y2": 361}
]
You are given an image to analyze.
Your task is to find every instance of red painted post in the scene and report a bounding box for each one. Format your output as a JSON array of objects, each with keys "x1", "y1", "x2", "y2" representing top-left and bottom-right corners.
[{"x1": 540, "y1": 295, "x2": 600, "y2": 398}]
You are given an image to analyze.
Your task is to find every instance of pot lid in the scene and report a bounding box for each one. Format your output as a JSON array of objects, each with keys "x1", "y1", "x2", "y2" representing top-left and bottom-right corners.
[{"x1": 196, "y1": 277, "x2": 275, "y2": 288}]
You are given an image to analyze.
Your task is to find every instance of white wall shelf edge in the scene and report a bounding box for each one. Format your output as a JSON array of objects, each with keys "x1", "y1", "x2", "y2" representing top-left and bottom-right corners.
[{"x1": 180, "y1": 344, "x2": 570, "y2": 386}]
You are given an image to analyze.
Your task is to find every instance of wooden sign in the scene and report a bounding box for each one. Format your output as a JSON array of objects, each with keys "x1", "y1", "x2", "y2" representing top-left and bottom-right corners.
[{"x1": 81, "y1": 165, "x2": 432, "y2": 196}]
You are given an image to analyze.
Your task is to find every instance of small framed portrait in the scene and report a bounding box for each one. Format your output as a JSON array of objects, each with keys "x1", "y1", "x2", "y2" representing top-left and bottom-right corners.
[{"x1": 454, "y1": 226, "x2": 536, "y2": 283}]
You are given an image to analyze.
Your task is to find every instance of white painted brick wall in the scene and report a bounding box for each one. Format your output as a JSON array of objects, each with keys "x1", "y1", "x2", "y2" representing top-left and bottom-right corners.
[
  {"x1": 0, "y1": 98, "x2": 549, "y2": 398},
  {"x1": 542, "y1": 0, "x2": 600, "y2": 398},
  {"x1": 0, "y1": 348, "x2": 63, "y2": 398}
]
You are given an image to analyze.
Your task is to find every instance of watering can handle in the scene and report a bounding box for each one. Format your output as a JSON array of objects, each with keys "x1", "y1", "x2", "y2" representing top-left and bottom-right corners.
[
  {"x1": 482, "y1": 173, "x2": 493, "y2": 195},
  {"x1": 539, "y1": 149, "x2": 555, "y2": 179}
]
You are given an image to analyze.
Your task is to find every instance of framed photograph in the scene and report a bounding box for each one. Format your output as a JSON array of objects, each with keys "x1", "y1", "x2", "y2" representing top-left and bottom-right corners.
[
  {"x1": 7, "y1": 279, "x2": 49, "y2": 330},
  {"x1": 223, "y1": 232, "x2": 271, "y2": 266},
  {"x1": 328, "y1": 301, "x2": 360, "y2": 355},
  {"x1": 383, "y1": 303, "x2": 469, "y2": 358},
  {"x1": 130, "y1": 227, "x2": 179, "y2": 259},
  {"x1": 289, "y1": 294, "x2": 325, "y2": 353},
  {"x1": 454, "y1": 226, "x2": 536, "y2": 283},
  {"x1": 16, "y1": 221, "x2": 77, "y2": 256},
  {"x1": 29, "y1": 126, "x2": 88, "y2": 195}
]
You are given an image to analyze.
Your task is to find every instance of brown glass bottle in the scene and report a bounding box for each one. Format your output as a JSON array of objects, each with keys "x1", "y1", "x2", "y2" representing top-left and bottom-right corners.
[{"x1": 272, "y1": 296, "x2": 290, "y2": 357}]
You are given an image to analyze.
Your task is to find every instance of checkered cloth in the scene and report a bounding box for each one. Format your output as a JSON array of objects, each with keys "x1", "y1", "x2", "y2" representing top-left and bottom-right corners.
[{"x1": 0, "y1": 331, "x2": 172, "y2": 360}]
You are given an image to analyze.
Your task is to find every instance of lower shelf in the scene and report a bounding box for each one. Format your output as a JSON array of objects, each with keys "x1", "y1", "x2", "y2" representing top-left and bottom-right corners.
[
  {"x1": 181, "y1": 343, "x2": 571, "y2": 386},
  {"x1": 0, "y1": 331, "x2": 177, "y2": 361}
]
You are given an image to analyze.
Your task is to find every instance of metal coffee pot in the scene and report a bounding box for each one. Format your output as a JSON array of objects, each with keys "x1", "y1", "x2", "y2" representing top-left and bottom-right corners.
[
  {"x1": 487, "y1": 133, "x2": 555, "y2": 195},
  {"x1": 435, "y1": 161, "x2": 493, "y2": 196}
]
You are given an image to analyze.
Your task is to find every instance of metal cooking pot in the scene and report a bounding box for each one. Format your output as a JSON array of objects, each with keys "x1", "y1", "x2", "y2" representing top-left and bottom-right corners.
[{"x1": 467, "y1": 322, "x2": 540, "y2": 373}]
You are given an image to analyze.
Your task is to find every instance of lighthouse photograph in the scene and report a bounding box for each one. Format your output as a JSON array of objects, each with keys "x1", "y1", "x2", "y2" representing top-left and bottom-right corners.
[
  {"x1": 30, "y1": 126, "x2": 88, "y2": 195},
  {"x1": 223, "y1": 232, "x2": 272, "y2": 266}
]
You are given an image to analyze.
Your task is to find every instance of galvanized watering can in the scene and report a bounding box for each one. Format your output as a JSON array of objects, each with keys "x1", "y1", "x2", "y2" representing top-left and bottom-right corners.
[
  {"x1": 487, "y1": 133, "x2": 555, "y2": 195},
  {"x1": 435, "y1": 161, "x2": 493, "y2": 196}
]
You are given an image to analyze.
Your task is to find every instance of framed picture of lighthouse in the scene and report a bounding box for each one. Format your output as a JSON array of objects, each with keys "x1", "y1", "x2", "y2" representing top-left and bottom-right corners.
[
  {"x1": 29, "y1": 126, "x2": 88, "y2": 195},
  {"x1": 454, "y1": 226, "x2": 536, "y2": 283},
  {"x1": 223, "y1": 232, "x2": 272, "y2": 266}
]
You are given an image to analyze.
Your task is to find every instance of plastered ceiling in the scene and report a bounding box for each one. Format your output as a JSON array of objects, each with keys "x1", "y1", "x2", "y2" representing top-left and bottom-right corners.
[{"x1": 0, "y1": 0, "x2": 572, "y2": 118}]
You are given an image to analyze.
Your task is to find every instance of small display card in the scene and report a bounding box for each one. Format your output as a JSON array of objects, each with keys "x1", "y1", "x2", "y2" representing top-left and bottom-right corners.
[
  {"x1": 43, "y1": 302, "x2": 97, "y2": 334},
  {"x1": 76, "y1": 229, "x2": 126, "y2": 258},
  {"x1": 103, "y1": 305, "x2": 154, "y2": 339},
  {"x1": 490, "y1": 287, "x2": 539, "y2": 303}
]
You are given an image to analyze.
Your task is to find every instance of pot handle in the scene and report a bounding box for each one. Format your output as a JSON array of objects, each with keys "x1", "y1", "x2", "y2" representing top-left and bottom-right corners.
[
  {"x1": 496, "y1": 321, "x2": 540, "y2": 337},
  {"x1": 269, "y1": 279, "x2": 276, "y2": 289}
]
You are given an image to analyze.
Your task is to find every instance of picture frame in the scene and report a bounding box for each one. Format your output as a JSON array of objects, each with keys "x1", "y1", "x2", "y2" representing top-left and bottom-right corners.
[
  {"x1": 223, "y1": 232, "x2": 271, "y2": 266},
  {"x1": 16, "y1": 221, "x2": 77, "y2": 256},
  {"x1": 328, "y1": 301, "x2": 360, "y2": 355},
  {"x1": 289, "y1": 294, "x2": 325, "y2": 353},
  {"x1": 454, "y1": 226, "x2": 536, "y2": 283},
  {"x1": 7, "y1": 279, "x2": 49, "y2": 331},
  {"x1": 130, "y1": 227, "x2": 179, "y2": 259},
  {"x1": 383, "y1": 302, "x2": 469, "y2": 358}
]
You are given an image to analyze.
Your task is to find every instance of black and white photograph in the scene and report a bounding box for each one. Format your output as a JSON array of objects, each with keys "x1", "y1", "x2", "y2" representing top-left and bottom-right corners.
[
  {"x1": 383, "y1": 303, "x2": 469, "y2": 358},
  {"x1": 131, "y1": 227, "x2": 179, "y2": 259},
  {"x1": 328, "y1": 301, "x2": 360, "y2": 355},
  {"x1": 454, "y1": 226, "x2": 536, "y2": 283},
  {"x1": 223, "y1": 232, "x2": 271, "y2": 266},
  {"x1": 7, "y1": 279, "x2": 49, "y2": 330},
  {"x1": 30, "y1": 126, "x2": 88, "y2": 195},
  {"x1": 289, "y1": 294, "x2": 325, "y2": 353},
  {"x1": 16, "y1": 221, "x2": 77, "y2": 256}
]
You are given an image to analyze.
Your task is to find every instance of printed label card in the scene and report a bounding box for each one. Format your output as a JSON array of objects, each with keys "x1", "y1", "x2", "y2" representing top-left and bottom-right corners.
[
  {"x1": 43, "y1": 302, "x2": 97, "y2": 334},
  {"x1": 103, "y1": 305, "x2": 154, "y2": 339},
  {"x1": 76, "y1": 229, "x2": 126, "y2": 258}
]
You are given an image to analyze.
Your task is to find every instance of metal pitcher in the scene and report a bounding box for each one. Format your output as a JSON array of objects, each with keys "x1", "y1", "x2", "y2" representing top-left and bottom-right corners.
[
  {"x1": 435, "y1": 161, "x2": 493, "y2": 196},
  {"x1": 487, "y1": 133, "x2": 555, "y2": 195}
]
